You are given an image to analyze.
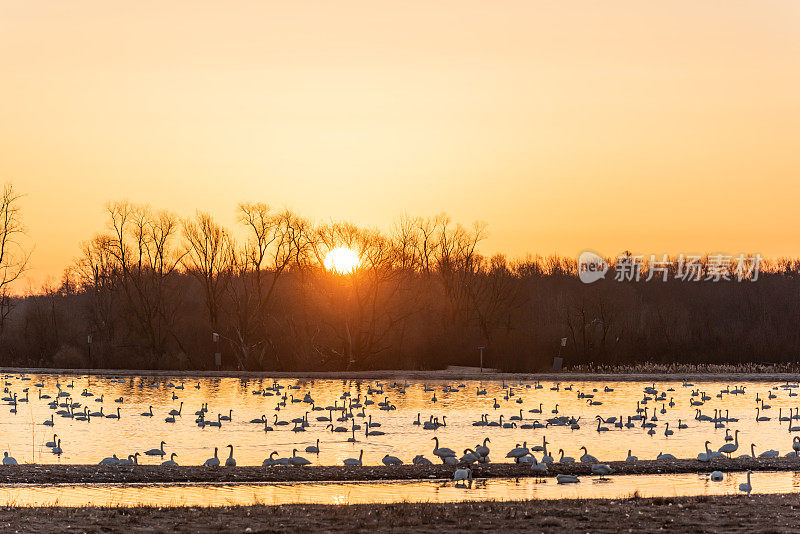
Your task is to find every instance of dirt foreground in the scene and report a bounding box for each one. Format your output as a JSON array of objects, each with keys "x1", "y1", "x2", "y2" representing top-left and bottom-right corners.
[{"x1": 0, "y1": 493, "x2": 796, "y2": 533}]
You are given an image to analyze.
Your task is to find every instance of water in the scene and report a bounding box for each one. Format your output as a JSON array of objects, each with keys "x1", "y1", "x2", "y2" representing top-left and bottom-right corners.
[
  {"x1": 1, "y1": 373, "x2": 799, "y2": 466},
  {"x1": 0, "y1": 471, "x2": 795, "y2": 507}
]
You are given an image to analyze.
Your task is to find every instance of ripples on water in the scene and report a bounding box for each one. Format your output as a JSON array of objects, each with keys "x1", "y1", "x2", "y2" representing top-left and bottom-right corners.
[
  {"x1": 1, "y1": 374, "x2": 800, "y2": 467},
  {"x1": 1, "y1": 471, "x2": 799, "y2": 507}
]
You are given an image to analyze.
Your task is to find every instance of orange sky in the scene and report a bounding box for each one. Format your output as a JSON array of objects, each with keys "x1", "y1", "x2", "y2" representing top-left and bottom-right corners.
[{"x1": 1, "y1": 1, "x2": 799, "y2": 291}]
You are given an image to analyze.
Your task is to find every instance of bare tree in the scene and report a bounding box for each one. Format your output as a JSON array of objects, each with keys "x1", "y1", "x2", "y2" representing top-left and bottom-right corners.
[
  {"x1": 182, "y1": 212, "x2": 235, "y2": 332},
  {"x1": 0, "y1": 184, "x2": 31, "y2": 332}
]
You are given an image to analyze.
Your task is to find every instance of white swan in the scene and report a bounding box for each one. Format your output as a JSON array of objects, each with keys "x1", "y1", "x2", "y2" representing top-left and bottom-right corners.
[
  {"x1": 162, "y1": 453, "x2": 179, "y2": 466},
  {"x1": 305, "y1": 439, "x2": 320, "y2": 454},
  {"x1": 382, "y1": 454, "x2": 403, "y2": 466},
  {"x1": 739, "y1": 470, "x2": 752, "y2": 493},
  {"x1": 144, "y1": 441, "x2": 166, "y2": 457},
  {"x1": 718, "y1": 430, "x2": 739, "y2": 456},
  {"x1": 290, "y1": 449, "x2": 311, "y2": 466},
  {"x1": 556, "y1": 474, "x2": 580, "y2": 484},
  {"x1": 453, "y1": 467, "x2": 473, "y2": 488},
  {"x1": 432, "y1": 437, "x2": 456, "y2": 463},
  {"x1": 225, "y1": 444, "x2": 236, "y2": 466},
  {"x1": 579, "y1": 446, "x2": 598, "y2": 463},
  {"x1": 203, "y1": 447, "x2": 220, "y2": 467},
  {"x1": 343, "y1": 450, "x2": 363, "y2": 466}
]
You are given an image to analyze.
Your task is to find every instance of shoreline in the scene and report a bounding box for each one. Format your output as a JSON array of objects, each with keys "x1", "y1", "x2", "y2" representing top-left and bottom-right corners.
[
  {"x1": 1, "y1": 493, "x2": 799, "y2": 532},
  {"x1": 0, "y1": 456, "x2": 797, "y2": 484},
  {"x1": 2, "y1": 365, "x2": 800, "y2": 383}
]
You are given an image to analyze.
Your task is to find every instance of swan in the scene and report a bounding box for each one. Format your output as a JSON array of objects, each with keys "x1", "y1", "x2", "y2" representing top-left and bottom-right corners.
[
  {"x1": 558, "y1": 449, "x2": 575, "y2": 463},
  {"x1": 739, "y1": 470, "x2": 752, "y2": 493},
  {"x1": 758, "y1": 447, "x2": 779, "y2": 458},
  {"x1": 626, "y1": 450, "x2": 638, "y2": 462},
  {"x1": 290, "y1": 449, "x2": 311, "y2": 466},
  {"x1": 591, "y1": 463, "x2": 613, "y2": 479},
  {"x1": 99, "y1": 454, "x2": 120, "y2": 465},
  {"x1": 579, "y1": 446, "x2": 598, "y2": 463},
  {"x1": 305, "y1": 439, "x2": 320, "y2": 454},
  {"x1": 793, "y1": 437, "x2": 800, "y2": 456},
  {"x1": 45, "y1": 434, "x2": 58, "y2": 448},
  {"x1": 2, "y1": 452, "x2": 17, "y2": 465},
  {"x1": 432, "y1": 437, "x2": 456, "y2": 463},
  {"x1": 718, "y1": 430, "x2": 739, "y2": 457},
  {"x1": 52, "y1": 439, "x2": 63, "y2": 455},
  {"x1": 43, "y1": 415, "x2": 54, "y2": 426},
  {"x1": 475, "y1": 438, "x2": 490, "y2": 461},
  {"x1": 710, "y1": 470, "x2": 723, "y2": 482},
  {"x1": 140, "y1": 406, "x2": 154, "y2": 417},
  {"x1": 413, "y1": 454, "x2": 433, "y2": 465},
  {"x1": 161, "y1": 453, "x2": 178, "y2": 466},
  {"x1": 460, "y1": 448, "x2": 481, "y2": 464},
  {"x1": 530, "y1": 458, "x2": 548, "y2": 474},
  {"x1": 556, "y1": 474, "x2": 580, "y2": 484},
  {"x1": 505, "y1": 441, "x2": 529, "y2": 463},
  {"x1": 225, "y1": 444, "x2": 236, "y2": 466},
  {"x1": 220, "y1": 409, "x2": 233, "y2": 422},
  {"x1": 343, "y1": 450, "x2": 364, "y2": 466},
  {"x1": 168, "y1": 402, "x2": 183, "y2": 416},
  {"x1": 382, "y1": 454, "x2": 403, "y2": 466},
  {"x1": 657, "y1": 452, "x2": 677, "y2": 461},
  {"x1": 203, "y1": 447, "x2": 220, "y2": 467},
  {"x1": 144, "y1": 441, "x2": 166, "y2": 457},
  {"x1": 453, "y1": 467, "x2": 473, "y2": 488}
]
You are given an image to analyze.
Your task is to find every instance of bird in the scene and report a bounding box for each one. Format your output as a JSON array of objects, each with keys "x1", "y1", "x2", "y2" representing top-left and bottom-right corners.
[
  {"x1": 739, "y1": 470, "x2": 752, "y2": 493},
  {"x1": 718, "y1": 430, "x2": 740, "y2": 457},
  {"x1": 453, "y1": 467, "x2": 472, "y2": 488},
  {"x1": 382, "y1": 454, "x2": 403, "y2": 466},
  {"x1": 225, "y1": 444, "x2": 236, "y2": 466},
  {"x1": 558, "y1": 449, "x2": 575, "y2": 463},
  {"x1": 626, "y1": 450, "x2": 638, "y2": 462},
  {"x1": 556, "y1": 474, "x2": 580, "y2": 484},
  {"x1": 203, "y1": 447, "x2": 220, "y2": 467},
  {"x1": 99, "y1": 454, "x2": 120, "y2": 465},
  {"x1": 579, "y1": 446, "x2": 598, "y2": 463},
  {"x1": 530, "y1": 458, "x2": 548, "y2": 474},
  {"x1": 591, "y1": 463, "x2": 613, "y2": 479},
  {"x1": 432, "y1": 437, "x2": 456, "y2": 463},
  {"x1": 305, "y1": 439, "x2": 320, "y2": 454},
  {"x1": 343, "y1": 450, "x2": 363, "y2": 466},
  {"x1": 505, "y1": 442, "x2": 530, "y2": 463},
  {"x1": 161, "y1": 453, "x2": 178, "y2": 466},
  {"x1": 290, "y1": 449, "x2": 311, "y2": 466},
  {"x1": 2, "y1": 452, "x2": 17, "y2": 465},
  {"x1": 710, "y1": 471, "x2": 723, "y2": 481},
  {"x1": 144, "y1": 441, "x2": 166, "y2": 457}
]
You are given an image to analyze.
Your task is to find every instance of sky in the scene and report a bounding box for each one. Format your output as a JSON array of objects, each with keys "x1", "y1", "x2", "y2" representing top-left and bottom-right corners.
[{"x1": 1, "y1": 1, "x2": 799, "y2": 291}]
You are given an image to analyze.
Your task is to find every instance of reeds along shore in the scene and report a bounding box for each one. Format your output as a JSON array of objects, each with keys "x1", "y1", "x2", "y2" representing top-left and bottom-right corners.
[{"x1": 3, "y1": 203, "x2": 800, "y2": 372}]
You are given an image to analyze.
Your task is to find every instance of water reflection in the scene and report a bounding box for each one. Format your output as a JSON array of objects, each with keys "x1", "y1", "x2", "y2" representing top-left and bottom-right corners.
[
  {"x1": 2, "y1": 374, "x2": 800, "y2": 467},
  {"x1": 1, "y1": 471, "x2": 799, "y2": 507}
]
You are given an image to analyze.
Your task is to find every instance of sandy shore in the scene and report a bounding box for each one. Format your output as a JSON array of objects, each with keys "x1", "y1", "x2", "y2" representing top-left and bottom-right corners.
[
  {"x1": 2, "y1": 493, "x2": 798, "y2": 533},
  {"x1": 0, "y1": 456, "x2": 797, "y2": 484},
  {"x1": 2, "y1": 365, "x2": 800, "y2": 382}
]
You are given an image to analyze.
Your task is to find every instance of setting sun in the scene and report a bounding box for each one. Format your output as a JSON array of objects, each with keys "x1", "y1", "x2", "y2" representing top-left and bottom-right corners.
[{"x1": 324, "y1": 246, "x2": 360, "y2": 274}]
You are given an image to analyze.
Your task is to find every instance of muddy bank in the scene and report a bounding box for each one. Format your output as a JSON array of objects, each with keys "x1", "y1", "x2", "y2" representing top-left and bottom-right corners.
[
  {"x1": 2, "y1": 365, "x2": 800, "y2": 383},
  {"x1": 0, "y1": 456, "x2": 798, "y2": 484},
  {"x1": 2, "y1": 493, "x2": 799, "y2": 533}
]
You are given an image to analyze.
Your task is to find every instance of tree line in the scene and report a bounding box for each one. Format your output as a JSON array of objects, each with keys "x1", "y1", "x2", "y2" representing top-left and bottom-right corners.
[{"x1": 2, "y1": 189, "x2": 800, "y2": 371}]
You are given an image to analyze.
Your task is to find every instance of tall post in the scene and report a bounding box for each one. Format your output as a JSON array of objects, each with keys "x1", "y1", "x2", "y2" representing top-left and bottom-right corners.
[{"x1": 478, "y1": 345, "x2": 485, "y2": 373}]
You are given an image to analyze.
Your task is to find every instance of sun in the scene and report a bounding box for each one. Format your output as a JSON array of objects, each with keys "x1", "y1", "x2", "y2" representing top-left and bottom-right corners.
[{"x1": 324, "y1": 246, "x2": 360, "y2": 274}]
